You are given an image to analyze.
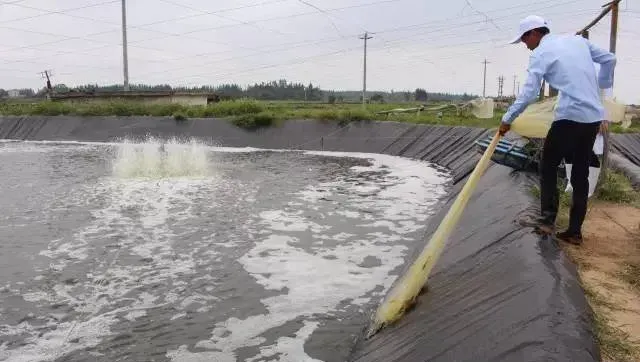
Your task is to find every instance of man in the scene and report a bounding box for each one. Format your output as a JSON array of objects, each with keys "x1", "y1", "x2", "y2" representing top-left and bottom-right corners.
[{"x1": 498, "y1": 15, "x2": 616, "y2": 245}]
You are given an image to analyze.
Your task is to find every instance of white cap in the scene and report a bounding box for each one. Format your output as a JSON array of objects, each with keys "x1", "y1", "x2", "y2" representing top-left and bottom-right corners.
[{"x1": 509, "y1": 15, "x2": 549, "y2": 44}]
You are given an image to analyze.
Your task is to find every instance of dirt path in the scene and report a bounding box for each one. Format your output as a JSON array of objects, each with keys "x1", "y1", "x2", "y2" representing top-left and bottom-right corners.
[{"x1": 562, "y1": 202, "x2": 640, "y2": 362}]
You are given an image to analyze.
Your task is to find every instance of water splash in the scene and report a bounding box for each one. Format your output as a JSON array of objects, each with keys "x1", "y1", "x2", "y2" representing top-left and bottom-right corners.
[{"x1": 111, "y1": 136, "x2": 212, "y2": 179}]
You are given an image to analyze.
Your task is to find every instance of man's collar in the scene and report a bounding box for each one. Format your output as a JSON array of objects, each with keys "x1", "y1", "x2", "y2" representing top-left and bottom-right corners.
[{"x1": 539, "y1": 34, "x2": 551, "y2": 45}]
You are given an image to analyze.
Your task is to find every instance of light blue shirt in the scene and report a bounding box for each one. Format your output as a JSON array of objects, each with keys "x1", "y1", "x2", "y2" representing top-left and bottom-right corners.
[{"x1": 502, "y1": 33, "x2": 617, "y2": 125}]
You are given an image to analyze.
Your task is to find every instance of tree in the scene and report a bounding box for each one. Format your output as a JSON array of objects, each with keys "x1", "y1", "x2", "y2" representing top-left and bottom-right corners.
[
  {"x1": 370, "y1": 93, "x2": 384, "y2": 103},
  {"x1": 415, "y1": 88, "x2": 428, "y2": 102}
]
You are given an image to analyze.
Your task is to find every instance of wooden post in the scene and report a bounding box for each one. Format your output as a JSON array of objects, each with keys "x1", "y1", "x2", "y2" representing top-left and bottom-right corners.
[
  {"x1": 538, "y1": 80, "x2": 546, "y2": 101},
  {"x1": 599, "y1": 1, "x2": 618, "y2": 189}
]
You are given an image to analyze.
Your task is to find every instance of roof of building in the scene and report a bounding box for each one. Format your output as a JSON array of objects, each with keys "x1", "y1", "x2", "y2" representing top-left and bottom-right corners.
[{"x1": 50, "y1": 90, "x2": 219, "y2": 99}]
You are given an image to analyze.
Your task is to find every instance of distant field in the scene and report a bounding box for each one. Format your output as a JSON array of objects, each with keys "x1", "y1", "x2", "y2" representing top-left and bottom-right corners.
[{"x1": 0, "y1": 98, "x2": 636, "y2": 133}]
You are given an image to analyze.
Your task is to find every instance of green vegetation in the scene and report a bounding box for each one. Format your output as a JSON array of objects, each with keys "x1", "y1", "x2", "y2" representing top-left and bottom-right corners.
[
  {"x1": 611, "y1": 122, "x2": 640, "y2": 134},
  {"x1": 2, "y1": 79, "x2": 477, "y2": 103},
  {"x1": 231, "y1": 112, "x2": 277, "y2": 129},
  {"x1": 584, "y1": 285, "x2": 640, "y2": 362},
  {"x1": 530, "y1": 170, "x2": 640, "y2": 228},
  {"x1": 3, "y1": 96, "x2": 637, "y2": 133},
  {"x1": 596, "y1": 171, "x2": 640, "y2": 207},
  {"x1": 0, "y1": 98, "x2": 505, "y2": 130},
  {"x1": 531, "y1": 171, "x2": 640, "y2": 362},
  {"x1": 621, "y1": 262, "x2": 640, "y2": 292}
]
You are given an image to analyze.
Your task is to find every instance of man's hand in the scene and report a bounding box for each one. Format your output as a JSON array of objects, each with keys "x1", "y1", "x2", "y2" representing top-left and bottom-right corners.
[
  {"x1": 600, "y1": 120, "x2": 609, "y2": 134},
  {"x1": 499, "y1": 122, "x2": 511, "y2": 136}
]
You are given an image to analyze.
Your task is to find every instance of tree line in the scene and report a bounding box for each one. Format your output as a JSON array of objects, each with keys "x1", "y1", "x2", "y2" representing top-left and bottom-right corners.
[{"x1": 0, "y1": 80, "x2": 477, "y2": 103}]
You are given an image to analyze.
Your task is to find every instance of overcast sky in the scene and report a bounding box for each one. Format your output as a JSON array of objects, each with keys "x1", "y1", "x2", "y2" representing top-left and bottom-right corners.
[{"x1": 1, "y1": 0, "x2": 638, "y2": 103}]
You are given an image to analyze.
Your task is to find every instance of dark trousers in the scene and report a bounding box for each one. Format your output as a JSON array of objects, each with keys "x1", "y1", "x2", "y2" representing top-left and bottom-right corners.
[
  {"x1": 565, "y1": 149, "x2": 601, "y2": 168},
  {"x1": 540, "y1": 119, "x2": 601, "y2": 235}
]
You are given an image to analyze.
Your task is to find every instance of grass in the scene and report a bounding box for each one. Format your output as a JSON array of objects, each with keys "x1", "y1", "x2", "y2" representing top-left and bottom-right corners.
[
  {"x1": 530, "y1": 170, "x2": 640, "y2": 229},
  {"x1": 2, "y1": 98, "x2": 638, "y2": 133},
  {"x1": 597, "y1": 171, "x2": 640, "y2": 207},
  {"x1": 612, "y1": 122, "x2": 640, "y2": 134},
  {"x1": 621, "y1": 263, "x2": 640, "y2": 292},
  {"x1": 530, "y1": 171, "x2": 640, "y2": 361},
  {"x1": 565, "y1": 235, "x2": 640, "y2": 362},
  {"x1": 0, "y1": 98, "x2": 506, "y2": 130},
  {"x1": 584, "y1": 285, "x2": 640, "y2": 362}
]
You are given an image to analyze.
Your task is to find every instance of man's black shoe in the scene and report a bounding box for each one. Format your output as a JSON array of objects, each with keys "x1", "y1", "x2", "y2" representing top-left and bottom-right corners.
[{"x1": 555, "y1": 230, "x2": 583, "y2": 245}]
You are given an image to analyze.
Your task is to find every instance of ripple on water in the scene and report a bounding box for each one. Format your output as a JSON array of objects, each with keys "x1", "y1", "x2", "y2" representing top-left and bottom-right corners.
[{"x1": 0, "y1": 141, "x2": 451, "y2": 362}]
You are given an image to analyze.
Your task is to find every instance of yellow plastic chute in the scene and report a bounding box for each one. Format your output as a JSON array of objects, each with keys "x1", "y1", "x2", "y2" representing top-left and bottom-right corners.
[
  {"x1": 366, "y1": 94, "x2": 628, "y2": 337},
  {"x1": 510, "y1": 95, "x2": 627, "y2": 139},
  {"x1": 367, "y1": 129, "x2": 503, "y2": 337}
]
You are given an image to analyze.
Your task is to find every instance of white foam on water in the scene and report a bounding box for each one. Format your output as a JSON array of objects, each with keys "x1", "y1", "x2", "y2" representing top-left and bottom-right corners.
[
  {"x1": 0, "y1": 138, "x2": 232, "y2": 362},
  {"x1": 246, "y1": 321, "x2": 322, "y2": 362},
  {"x1": 179, "y1": 151, "x2": 451, "y2": 361},
  {"x1": 1, "y1": 178, "x2": 216, "y2": 361},
  {"x1": 258, "y1": 210, "x2": 331, "y2": 233},
  {"x1": 111, "y1": 136, "x2": 212, "y2": 179},
  {"x1": 166, "y1": 345, "x2": 236, "y2": 362},
  {"x1": 3, "y1": 140, "x2": 451, "y2": 362},
  {"x1": 0, "y1": 313, "x2": 118, "y2": 362},
  {"x1": 0, "y1": 142, "x2": 97, "y2": 154}
]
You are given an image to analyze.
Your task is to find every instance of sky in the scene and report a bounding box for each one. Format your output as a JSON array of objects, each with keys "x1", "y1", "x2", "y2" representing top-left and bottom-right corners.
[{"x1": 0, "y1": 0, "x2": 639, "y2": 104}]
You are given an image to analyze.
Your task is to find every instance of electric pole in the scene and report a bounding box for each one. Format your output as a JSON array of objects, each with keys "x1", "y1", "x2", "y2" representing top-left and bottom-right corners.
[
  {"x1": 512, "y1": 75, "x2": 517, "y2": 96},
  {"x1": 39, "y1": 70, "x2": 53, "y2": 91},
  {"x1": 497, "y1": 75, "x2": 504, "y2": 98},
  {"x1": 359, "y1": 32, "x2": 373, "y2": 106},
  {"x1": 122, "y1": 0, "x2": 130, "y2": 92},
  {"x1": 39, "y1": 70, "x2": 53, "y2": 99},
  {"x1": 482, "y1": 59, "x2": 490, "y2": 98}
]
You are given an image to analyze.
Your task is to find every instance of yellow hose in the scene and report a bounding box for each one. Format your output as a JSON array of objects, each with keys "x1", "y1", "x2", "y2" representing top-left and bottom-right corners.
[{"x1": 367, "y1": 130, "x2": 503, "y2": 336}]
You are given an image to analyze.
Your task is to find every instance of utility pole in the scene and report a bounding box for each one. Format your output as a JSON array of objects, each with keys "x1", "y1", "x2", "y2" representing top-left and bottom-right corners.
[
  {"x1": 39, "y1": 70, "x2": 53, "y2": 91},
  {"x1": 359, "y1": 32, "x2": 373, "y2": 106},
  {"x1": 497, "y1": 75, "x2": 504, "y2": 98},
  {"x1": 482, "y1": 59, "x2": 490, "y2": 98},
  {"x1": 39, "y1": 70, "x2": 53, "y2": 99},
  {"x1": 600, "y1": 0, "x2": 620, "y2": 190},
  {"x1": 512, "y1": 75, "x2": 517, "y2": 96},
  {"x1": 609, "y1": 1, "x2": 618, "y2": 60},
  {"x1": 121, "y1": 0, "x2": 130, "y2": 92}
]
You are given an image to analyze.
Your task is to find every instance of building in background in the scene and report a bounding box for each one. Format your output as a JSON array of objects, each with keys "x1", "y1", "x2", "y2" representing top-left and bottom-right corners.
[
  {"x1": 7, "y1": 89, "x2": 22, "y2": 98},
  {"x1": 50, "y1": 90, "x2": 222, "y2": 106}
]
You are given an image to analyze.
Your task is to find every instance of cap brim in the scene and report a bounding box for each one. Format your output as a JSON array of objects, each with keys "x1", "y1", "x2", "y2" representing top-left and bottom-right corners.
[{"x1": 509, "y1": 33, "x2": 523, "y2": 44}]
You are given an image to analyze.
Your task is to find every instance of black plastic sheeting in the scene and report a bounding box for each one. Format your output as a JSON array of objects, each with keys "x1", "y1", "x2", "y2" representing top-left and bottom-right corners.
[
  {"x1": 350, "y1": 169, "x2": 597, "y2": 362},
  {"x1": 0, "y1": 116, "x2": 601, "y2": 362},
  {"x1": 610, "y1": 133, "x2": 640, "y2": 187},
  {"x1": 611, "y1": 133, "x2": 640, "y2": 167}
]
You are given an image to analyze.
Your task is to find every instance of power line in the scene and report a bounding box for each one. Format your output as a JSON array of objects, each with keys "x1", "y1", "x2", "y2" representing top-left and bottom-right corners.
[
  {"x1": 297, "y1": 0, "x2": 347, "y2": 38},
  {"x1": 157, "y1": 0, "x2": 289, "y2": 37},
  {"x1": 463, "y1": 0, "x2": 501, "y2": 30},
  {"x1": 0, "y1": 0, "x2": 588, "y2": 64},
  {"x1": 135, "y1": 5, "x2": 596, "y2": 81},
  {"x1": 0, "y1": 0, "x2": 290, "y2": 56},
  {"x1": 0, "y1": 0, "x2": 120, "y2": 25},
  {"x1": 4, "y1": 7, "x2": 595, "y2": 90},
  {"x1": 0, "y1": 0, "x2": 610, "y2": 90},
  {"x1": 154, "y1": 15, "x2": 595, "y2": 86}
]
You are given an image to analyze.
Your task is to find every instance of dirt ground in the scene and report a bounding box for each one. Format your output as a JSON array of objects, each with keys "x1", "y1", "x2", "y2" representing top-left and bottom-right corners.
[{"x1": 562, "y1": 202, "x2": 640, "y2": 362}]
